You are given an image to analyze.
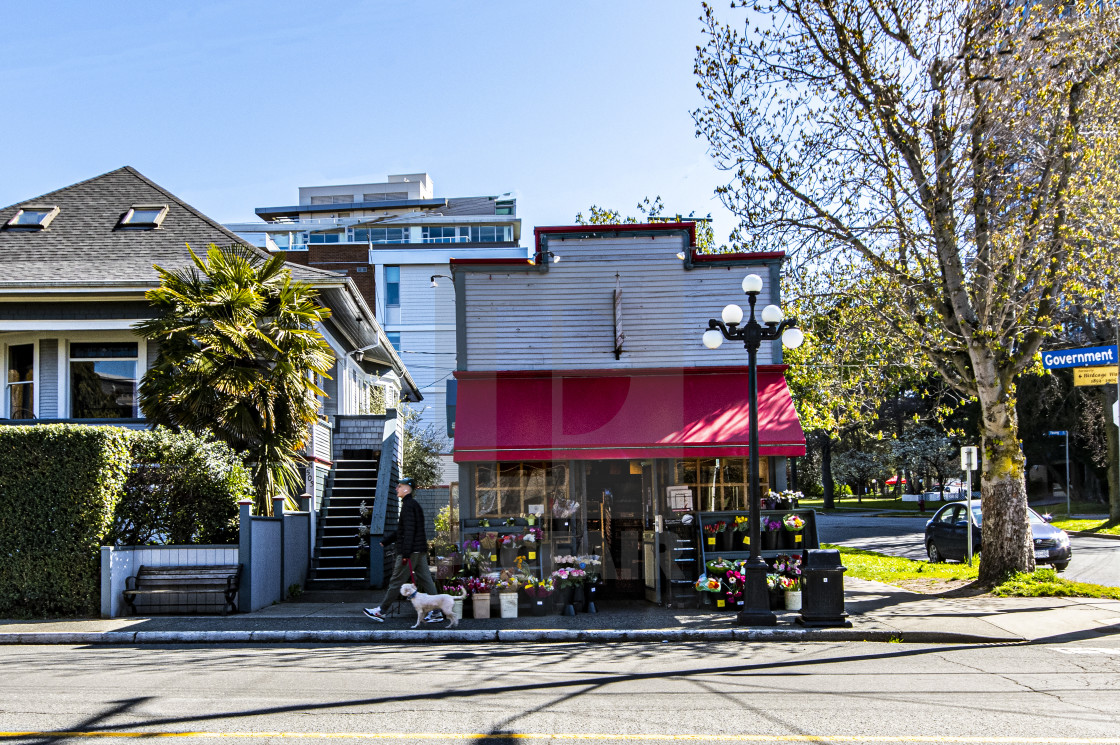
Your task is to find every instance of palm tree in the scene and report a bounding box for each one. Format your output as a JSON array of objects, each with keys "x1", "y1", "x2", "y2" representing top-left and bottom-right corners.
[{"x1": 135, "y1": 244, "x2": 334, "y2": 514}]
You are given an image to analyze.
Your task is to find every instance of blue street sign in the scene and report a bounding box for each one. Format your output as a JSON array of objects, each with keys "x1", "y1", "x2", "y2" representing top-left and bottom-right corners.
[
  {"x1": 1047, "y1": 431, "x2": 1067, "y2": 436},
  {"x1": 1041, "y1": 345, "x2": 1118, "y2": 370}
]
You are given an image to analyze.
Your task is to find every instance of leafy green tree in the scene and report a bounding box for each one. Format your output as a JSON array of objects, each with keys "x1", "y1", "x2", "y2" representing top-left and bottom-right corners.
[
  {"x1": 891, "y1": 425, "x2": 959, "y2": 500},
  {"x1": 831, "y1": 446, "x2": 889, "y2": 501},
  {"x1": 576, "y1": 196, "x2": 722, "y2": 252},
  {"x1": 695, "y1": 0, "x2": 1120, "y2": 582},
  {"x1": 135, "y1": 244, "x2": 334, "y2": 514},
  {"x1": 106, "y1": 428, "x2": 253, "y2": 545},
  {"x1": 401, "y1": 403, "x2": 450, "y2": 489}
]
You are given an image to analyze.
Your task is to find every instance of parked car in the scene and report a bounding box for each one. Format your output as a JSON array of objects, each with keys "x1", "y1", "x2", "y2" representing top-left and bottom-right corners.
[{"x1": 924, "y1": 501, "x2": 1071, "y2": 571}]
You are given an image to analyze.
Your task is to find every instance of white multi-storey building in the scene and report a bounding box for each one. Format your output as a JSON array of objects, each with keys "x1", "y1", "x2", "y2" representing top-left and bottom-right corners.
[{"x1": 227, "y1": 173, "x2": 527, "y2": 484}]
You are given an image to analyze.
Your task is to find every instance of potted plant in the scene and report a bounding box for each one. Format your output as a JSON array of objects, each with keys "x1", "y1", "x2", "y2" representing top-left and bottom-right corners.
[
  {"x1": 440, "y1": 579, "x2": 466, "y2": 622},
  {"x1": 722, "y1": 569, "x2": 744, "y2": 611},
  {"x1": 762, "y1": 517, "x2": 783, "y2": 551},
  {"x1": 579, "y1": 555, "x2": 602, "y2": 612},
  {"x1": 550, "y1": 568, "x2": 577, "y2": 615},
  {"x1": 523, "y1": 579, "x2": 554, "y2": 616},
  {"x1": 467, "y1": 576, "x2": 493, "y2": 619},
  {"x1": 702, "y1": 521, "x2": 723, "y2": 549},
  {"x1": 705, "y1": 557, "x2": 732, "y2": 577},
  {"x1": 694, "y1": 574, "x2": 723, "y2": 607},
  {"x1": 782, "y1": 513, "x2": 805, "y2": 550}
]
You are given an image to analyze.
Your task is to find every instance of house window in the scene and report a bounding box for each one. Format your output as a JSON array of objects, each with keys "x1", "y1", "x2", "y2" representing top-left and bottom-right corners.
[
  {"x1": 69, "y1": 342, "x2": 139, "y2": 419},
  {"x1": 422, "y1": 226, "x2": 466, "y2": 243},
  {"x1": 119, "y1": 205, "x2": 168, "y2": 229},
  {"x1": 308, "y1": 232, "x2": 342, "y2": 243},
  {"x1": 5, "y1": 205, "x2": 59, "y2": 230},
  {"x1": 474, "y1": 462, "x2": 568, "y2": 517},
  {"x1": 351, "y1": 228, "x2": 409, "y2": 244},
  {"x1": 385, "y1": 266, "x2": 400, "y2": 307},
  {"x1": 665, "y1": 457, "x2": 768, "y2": 512},
  {"x1": 387, "y1": 332, "x2": 401, "y2": 352},
  {"x1": 468, "y1": 225, "x2": 513, "y2": 243},
  {"x1": 6, "y1": 344, "x2": 34, "y2": 420}
]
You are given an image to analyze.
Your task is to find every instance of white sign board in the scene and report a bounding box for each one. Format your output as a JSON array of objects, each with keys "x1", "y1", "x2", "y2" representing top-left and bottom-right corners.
[
  {"x1": 961, "y1": 446, "x2": 979, "y2": 471},
  {"x1": 1114, "y1": 400, "x2": 1119, "y2": 426}
]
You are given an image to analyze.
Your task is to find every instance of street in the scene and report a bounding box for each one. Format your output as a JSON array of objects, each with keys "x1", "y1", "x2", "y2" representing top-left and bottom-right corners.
[
  {"x1": 817, "y1": 513, "x2": 1120, "y2": 588},
  {"x1": 1, "y1": 641, "x2": 1120, "y2": 743}
]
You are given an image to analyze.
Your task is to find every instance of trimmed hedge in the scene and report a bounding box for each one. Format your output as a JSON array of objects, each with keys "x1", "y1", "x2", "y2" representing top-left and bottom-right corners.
[
  {"x1": 107, "y1": 427, "x2": 252, "y2": 546},
  {"x1": 0, "y1": 425, "x2": 131, "y2": 617}
]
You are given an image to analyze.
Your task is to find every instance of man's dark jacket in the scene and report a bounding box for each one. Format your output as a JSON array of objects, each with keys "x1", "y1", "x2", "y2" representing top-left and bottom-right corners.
[{"x1": 384, "y1": 494, "x2": 427, "y2": 555}]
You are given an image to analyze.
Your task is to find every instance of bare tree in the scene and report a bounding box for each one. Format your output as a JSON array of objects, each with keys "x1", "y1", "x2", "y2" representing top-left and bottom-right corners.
[{"x1": 694, "y1": 0, "x2": 1120, "y2": 582}]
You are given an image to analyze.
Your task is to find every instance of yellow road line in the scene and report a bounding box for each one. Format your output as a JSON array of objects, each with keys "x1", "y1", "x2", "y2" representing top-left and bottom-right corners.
[{"x1": 2, "y1": 733, "x2": 1120, "y2": 743}]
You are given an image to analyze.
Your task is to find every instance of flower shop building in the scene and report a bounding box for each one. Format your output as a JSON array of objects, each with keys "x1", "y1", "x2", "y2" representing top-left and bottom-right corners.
[{"x1": 449, "y1": 223, "x2": 807, "y2": 603}]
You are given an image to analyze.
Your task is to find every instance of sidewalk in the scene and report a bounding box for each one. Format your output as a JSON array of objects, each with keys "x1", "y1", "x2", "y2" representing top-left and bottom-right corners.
[{"x1": 3, "y1": 578, "x2": 1119, "y2": 645}]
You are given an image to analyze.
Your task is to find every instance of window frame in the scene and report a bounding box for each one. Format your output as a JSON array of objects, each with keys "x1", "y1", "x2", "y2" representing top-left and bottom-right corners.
[
  {"x1": 119, "y1": 204, "x2": 169, "y2": 229},
  {"x1": 5, "y1": 205, "x2": 59, "y2": 231},
  {"x1": 3, "y1": 340, "x2": 37, "y2": 420},
  {"x1": 66, "y1": 339, "x2": 142, "y2": 420},
  {"x1": 384, "y1": 266, "x2": 401, "y2": 307}
]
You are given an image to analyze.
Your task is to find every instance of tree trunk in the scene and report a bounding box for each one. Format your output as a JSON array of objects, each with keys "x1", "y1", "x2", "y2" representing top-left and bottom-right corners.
[
  {"x1": 976, "y1": 375, "x2": 1034, "y2": 585},
  {"x1": 1099, "y1": 386, "x2": 1120, "y2": 521},
  {"x1": 821, "y1": 433, "x2": 835, "y2": 510}
]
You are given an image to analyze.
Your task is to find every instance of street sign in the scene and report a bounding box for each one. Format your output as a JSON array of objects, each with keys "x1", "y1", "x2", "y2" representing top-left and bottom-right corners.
[
  {"x1": 1074, "y1": 366, "x2": 1118, "y2": 386},
  {"x1": 961, "y1": 446, "x2": 979, "y2": 471},
  {"x1": 1047, "y1": 430, "x2": 1068, "y2": 436},
  {"x1": 1041, "y1": 345, "x2": 1118, "y2": 370}
]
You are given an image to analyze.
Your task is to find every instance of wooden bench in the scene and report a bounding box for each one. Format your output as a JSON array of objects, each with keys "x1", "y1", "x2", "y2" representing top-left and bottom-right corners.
[{"x1": 123, "y1": 565, "x2": 242, "y2": 616}]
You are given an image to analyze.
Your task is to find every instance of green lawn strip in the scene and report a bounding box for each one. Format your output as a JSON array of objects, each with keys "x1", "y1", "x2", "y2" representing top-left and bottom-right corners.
[
  {"x1": 991, "y1": 569, "x2": 1120, "y2": 600},
  {"x1": 823, "y1": 544, "x2": 1120, "y2": 598},
  {"x1": 799, "y1": 498, "x2": 926, "y2": 513},
  {"x1": 1048, "y1": 518, "x2": 1120, "y2": 536},
  {"x1": 821, "y1": 543, "x2": 977, "y2": 583}
]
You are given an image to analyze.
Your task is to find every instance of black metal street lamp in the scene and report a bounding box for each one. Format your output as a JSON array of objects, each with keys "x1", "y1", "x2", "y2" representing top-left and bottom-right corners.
[{"x1": 702, "y1": 273, "x2": 804, "y2": 626}]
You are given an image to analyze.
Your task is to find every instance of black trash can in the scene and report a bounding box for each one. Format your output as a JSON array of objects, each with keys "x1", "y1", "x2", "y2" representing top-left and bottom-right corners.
[{"x1": 797, "y1": 548, "x2": 851, "y2": 628}]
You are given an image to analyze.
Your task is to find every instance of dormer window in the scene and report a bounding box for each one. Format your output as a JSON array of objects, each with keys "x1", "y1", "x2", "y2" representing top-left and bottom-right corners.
[
  {"x1": 5, "y1": 205, "x2": 59, "y2": 230},
  {"x1": 119, "y1": 204, "x2": 168, "y2": 229}
]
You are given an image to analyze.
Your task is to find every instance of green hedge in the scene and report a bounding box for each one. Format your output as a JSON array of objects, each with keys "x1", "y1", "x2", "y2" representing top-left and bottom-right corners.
[
  {"x1": 0, "y1": 425, "x2": 131, "y2": 617},
  {"x1": 107, "y1": 427, "x2": 252, "y2": 546}
]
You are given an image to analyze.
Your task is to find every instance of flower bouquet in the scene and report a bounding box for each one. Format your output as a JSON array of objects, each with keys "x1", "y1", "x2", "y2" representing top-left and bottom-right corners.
[
  {"x1": 524, "y1": 578, "x2": 554, "y2": 616},
  {"x1": 766, "y1": 572, "x2": 783, "y2": 609},
  {"x1": 705, "y1": 557, "x2": 732, "y2": 576},
  {"x1": 553, "y1": 554, "x2": 581, "y2": 569},
  {"x1": 721, "y1": 569, "x2": 744, "y2": 610},
  {"x1": 779, "y1": 574, "x2": 802, "y2": 611},
  {"x1": 521, "y1": 527, "x2": 544, "y2": 560},
  {"x1": 467, "y1": 576, "x2": 494, "y2": 619},
  {"x1": 480, "y1": 533, "x2": 499, "y2": 563},
  {"x1": 694, "y1": 575, "x2": 722, "y2": 593},
  {"x1": 703, "y1": 521, "x2": 725, "y2": 548},
  {"x1": 782, "y1": 513, "x2": 806, "y2": 549},
  {"x1": 496, "y1": 575, "x2": 519, "y2": 618},
  {"x1": 498, "y1": 533, "x2": 519, "y2": 566}
]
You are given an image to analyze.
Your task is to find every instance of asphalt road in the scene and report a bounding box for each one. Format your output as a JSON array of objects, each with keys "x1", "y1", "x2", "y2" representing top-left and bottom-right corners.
[
  {"x1": 817, "y1": 513, "x2": 1120, "y2": 587},
  {"x1": 2, "y1": 641, "x2": 1119, "y2": 743}
]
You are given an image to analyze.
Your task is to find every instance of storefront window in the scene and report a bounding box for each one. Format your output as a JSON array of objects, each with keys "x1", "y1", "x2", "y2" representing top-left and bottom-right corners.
[
  {"x1": 474, "y1": 461, "x2": 568, "y2": 517},
  {"x1": 669, "y1": 457, "x2": 768, "y2": 511}
]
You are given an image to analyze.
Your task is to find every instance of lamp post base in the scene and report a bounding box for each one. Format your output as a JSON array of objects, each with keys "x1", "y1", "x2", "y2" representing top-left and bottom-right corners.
[{"x1": 735, "y1": 562, "x2": 777, "y2": 626}]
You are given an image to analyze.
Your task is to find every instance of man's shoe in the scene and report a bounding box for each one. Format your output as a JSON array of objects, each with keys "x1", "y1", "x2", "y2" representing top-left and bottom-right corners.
[
  {"x1": 424, "y1": 610, "x2": 444, "y2": 623},
  {"x1": 363, "y1": 607, "x2": 385, "y2": 622}
]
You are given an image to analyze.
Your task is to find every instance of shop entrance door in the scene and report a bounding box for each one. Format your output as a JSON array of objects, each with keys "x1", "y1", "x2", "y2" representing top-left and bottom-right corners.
[{"x1": 586, "y1": 460, "x2": 648, "y2": 597}]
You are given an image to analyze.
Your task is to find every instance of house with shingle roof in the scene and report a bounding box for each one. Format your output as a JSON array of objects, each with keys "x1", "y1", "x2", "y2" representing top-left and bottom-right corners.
[{"x1": 0, "y1": 167, "x2": 418, "y2": 588}]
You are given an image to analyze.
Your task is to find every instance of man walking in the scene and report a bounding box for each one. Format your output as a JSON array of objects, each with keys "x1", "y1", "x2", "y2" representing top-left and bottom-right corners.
[{"x1": 363, "y1": 477, "x2": 440, "y2": 622}]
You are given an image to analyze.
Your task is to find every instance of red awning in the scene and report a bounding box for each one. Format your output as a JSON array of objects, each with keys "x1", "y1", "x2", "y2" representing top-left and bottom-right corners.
[{"x1": 453, "y1": 367, "x2": 806, "y2": 462}]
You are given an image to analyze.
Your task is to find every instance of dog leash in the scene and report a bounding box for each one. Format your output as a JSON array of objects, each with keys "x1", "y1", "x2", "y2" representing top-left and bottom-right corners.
[{"x1": 405, "y1": 556, "x2": 416, "y2": 585}]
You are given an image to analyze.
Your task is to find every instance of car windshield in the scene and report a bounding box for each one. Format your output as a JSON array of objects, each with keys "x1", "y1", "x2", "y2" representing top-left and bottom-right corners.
[{"x1": 969, "y1": 504, "x2": 1047, "y2": 525}]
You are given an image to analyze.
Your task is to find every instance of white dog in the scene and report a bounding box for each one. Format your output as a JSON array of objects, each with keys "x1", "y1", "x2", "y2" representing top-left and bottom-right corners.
[{"x1": 399, "y1": 583, "x2": 462, "y2": 629}]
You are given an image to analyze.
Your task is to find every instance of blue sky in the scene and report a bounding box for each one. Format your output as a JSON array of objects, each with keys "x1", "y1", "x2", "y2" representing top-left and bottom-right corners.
[{"x1": 1, "y1": 1, "x2": 738, "y2": 244}]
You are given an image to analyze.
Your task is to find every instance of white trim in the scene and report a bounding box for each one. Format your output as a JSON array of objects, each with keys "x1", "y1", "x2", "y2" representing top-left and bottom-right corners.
[
  {"x1": 0, "y1": 320, "x2": 141, "y2": 331},
  {"x1": 1, "y1": 338, "x2": 38, "y2": 420}
]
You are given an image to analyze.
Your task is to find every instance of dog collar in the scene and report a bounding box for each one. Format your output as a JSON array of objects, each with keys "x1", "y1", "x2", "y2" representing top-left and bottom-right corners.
[{"x1": 402, "y1": 590, "x2": 416, "y2": 598}]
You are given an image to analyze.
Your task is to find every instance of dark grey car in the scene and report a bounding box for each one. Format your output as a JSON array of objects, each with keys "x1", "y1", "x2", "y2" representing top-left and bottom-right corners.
[{"x1": 924, "y1": 501, "x2": 1072, "y2": 571}]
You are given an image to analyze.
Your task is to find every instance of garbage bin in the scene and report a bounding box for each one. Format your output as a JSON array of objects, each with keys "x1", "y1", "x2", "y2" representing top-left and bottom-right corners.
[{"x1": 797, "y1": 548, "x2": 851, "y2": 628}]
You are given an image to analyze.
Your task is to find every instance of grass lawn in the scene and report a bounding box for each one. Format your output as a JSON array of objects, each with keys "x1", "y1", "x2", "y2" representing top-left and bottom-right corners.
[
  {"x1": 823, "y1": 543, "x2": 1120, "y2": 599},
  {"x1": 1048, "y1": 518, "x2": 1120, "y2": 536}
]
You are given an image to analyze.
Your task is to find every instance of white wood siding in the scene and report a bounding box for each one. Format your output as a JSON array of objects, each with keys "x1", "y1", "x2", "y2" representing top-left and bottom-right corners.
[{"x1": 463, "y1": 235, "x2": 779, "y2": 371}]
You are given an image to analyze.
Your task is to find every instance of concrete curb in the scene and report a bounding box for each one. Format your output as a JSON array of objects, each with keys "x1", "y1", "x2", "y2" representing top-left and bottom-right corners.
[
  {"x1": 0, "y1": 628, "x2": 1020, "y2": 646},
  {"x1": 1067, "y1": 529, "x2": 1120, "y2": 541}
]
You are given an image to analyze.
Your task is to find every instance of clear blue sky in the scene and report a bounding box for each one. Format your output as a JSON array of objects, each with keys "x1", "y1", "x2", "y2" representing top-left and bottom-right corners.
[{"x1": 1, "y1": 1, "x2": 739, "y2": 245}]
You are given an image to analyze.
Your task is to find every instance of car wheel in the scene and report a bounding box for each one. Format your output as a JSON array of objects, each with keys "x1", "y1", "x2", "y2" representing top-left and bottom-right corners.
[
  {"x1": 1053, "y1": 561, "x2": 1069, "y2": 572},
  {"x1": 926, "y1": 538, "x2": 944, "y2": 563}
]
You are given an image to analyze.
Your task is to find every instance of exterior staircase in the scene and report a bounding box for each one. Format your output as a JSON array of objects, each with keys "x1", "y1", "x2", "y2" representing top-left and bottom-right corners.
[{"x1": 307, "y1": 456, "x2": 380, "y2": 589}]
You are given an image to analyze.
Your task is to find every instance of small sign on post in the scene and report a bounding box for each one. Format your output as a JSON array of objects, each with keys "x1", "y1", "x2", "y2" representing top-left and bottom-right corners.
[
  {"x1": 1074, "y1": 366, "x2": 1118, "y2": 386},
  {"x1": 961, "y1": 446, "x2": 979, "y2": 472},
  {"x1": 960, "y1": 446, "x2": 979, "y2": 568}
]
